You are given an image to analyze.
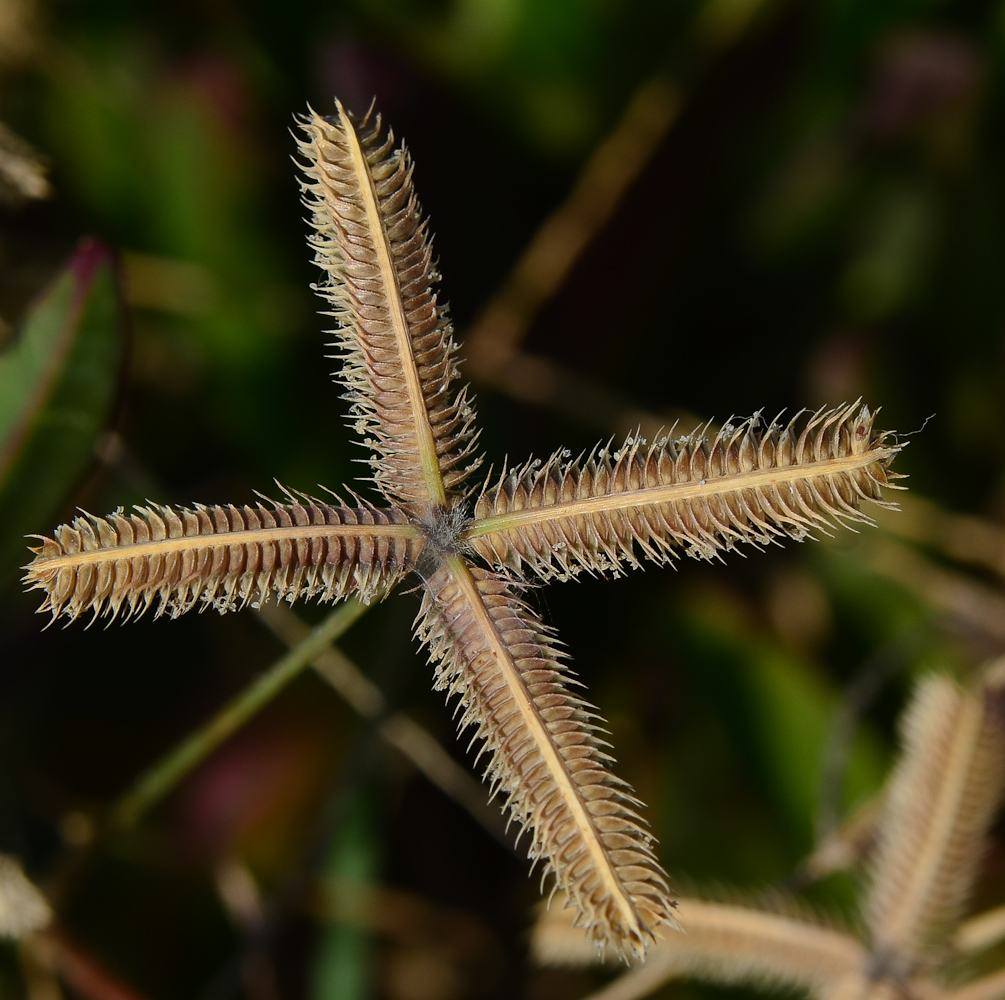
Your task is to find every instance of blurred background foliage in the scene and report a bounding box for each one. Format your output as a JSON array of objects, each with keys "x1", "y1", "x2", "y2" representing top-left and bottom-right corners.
[{"x1": 2, "y1": 0, "x2": 1005, "y2": 997}]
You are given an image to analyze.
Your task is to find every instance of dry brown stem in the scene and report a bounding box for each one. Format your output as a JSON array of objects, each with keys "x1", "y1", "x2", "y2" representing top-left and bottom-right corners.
[
  {"x1": 464, "y1": 0, "x2": 776, "y2": 387},
  {"x1": 465, "y1": 76, "x2": 682, "y2": 381},
  {"x1": 860, "y1": 536, "x2": 1005, "y2": 647},
  {"x1": 875, "y1": 495, "x2": 1005, "y2": 584}
]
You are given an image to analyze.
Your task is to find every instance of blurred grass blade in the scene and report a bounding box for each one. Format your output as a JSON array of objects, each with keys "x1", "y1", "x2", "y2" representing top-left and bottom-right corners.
[
  {"x1": 0, "y1": 239, "x2": 123, "y2": 579},
  {"x1": 674, "y1": 596, "x2": 888, "y2": 850},
  {"x1": 312, "y1": 791, "x2": 378, "y2": 1000},
  {"x1": 108, "y1": 599, "x2": 368, "y2": 831}
]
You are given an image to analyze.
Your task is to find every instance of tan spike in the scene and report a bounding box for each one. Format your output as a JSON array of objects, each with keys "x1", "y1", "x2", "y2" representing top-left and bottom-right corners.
[
  {"x1": 416, "y1": 556, "x2": 678, "y2": 960},
  {"x1": 23, "y1": 498, "x2": 423, "y2": 625},
  {"x1": 534, "y1": 893, "x2": 864, "y2": 998},
  {"x1": 865, "y1": 662, "x2": 1005, "y2": 959},
  {"x1": 465, "y1": 403, "x2": 902, "y2": 581},
  {"x1": 295, "y1": 103, "x2": 481, "y2": 512}
]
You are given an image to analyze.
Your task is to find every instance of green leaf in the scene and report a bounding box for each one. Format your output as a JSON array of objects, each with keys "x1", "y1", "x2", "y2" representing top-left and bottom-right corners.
[
  {"x1": 0, "y1": 239, "x2": 123, "y2": 580},
  {"x1": 672, "y1": 594, "x2": 889, "y2": 853}
]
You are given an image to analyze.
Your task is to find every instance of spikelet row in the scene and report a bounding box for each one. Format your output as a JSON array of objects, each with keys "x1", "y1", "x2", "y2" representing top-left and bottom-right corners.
[
  {"x1": 534, "y1": 892, "x2": 865, "y2": 996},
  {"x1": 24, "y1": 498, "x2": 422, "y2": 625},
  {"x1": 866, "y1": 665, "x2": 1005, "y2": 958},
  {"x1": 416, "y1": 562, "x2": 676, "y2": 959},
  {"x1": 296, "y1": 105, "x2": 481, "y2": 509},
  {"x1": 469, "y1": 403, "x2": 902, "y2": 581}
]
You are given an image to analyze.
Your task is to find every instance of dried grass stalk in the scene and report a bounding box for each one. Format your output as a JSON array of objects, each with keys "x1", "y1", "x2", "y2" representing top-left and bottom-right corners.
[
  {"x1": 296, "y1": 103, "x2": 481, "y2": 511},
  {"x1": 24, "y1": 496, "x2": 422, "y2": 624},
  {"x1": 417, "y1": 558, "x2": 677, "y2": 958},
  {"x1": 943, "y1": 967, "x2": 1005, "y2": 1000},
  {"x1": 467, "y1": 403, "x2": 902, "y2": 581}
]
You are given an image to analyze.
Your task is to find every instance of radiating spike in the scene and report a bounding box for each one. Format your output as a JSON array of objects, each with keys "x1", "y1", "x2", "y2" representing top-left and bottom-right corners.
[
  {"x1": 416, "y1": 560, "x2": 678, "y2": 960},
  {"x1": 467, "y1": 403, "x2": 902, "y2": 582},
  {"x1": 24, "y1": 497, "x2": 423, "y2": 624},
  {"x1": 296, "y1": 104, "x2": 483, "y2": 510}
]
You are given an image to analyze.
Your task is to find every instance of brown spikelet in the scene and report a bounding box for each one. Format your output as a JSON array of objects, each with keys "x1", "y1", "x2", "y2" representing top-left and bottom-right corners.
[
  {"x1": 23, "y1": 496, "x2": 423, "y2": 625},
  {"x1": 415, "y1": 557, "x2": 678, "y2": 959},
  {"x1": 865, "y1": 664, "x2": 1005, "y2": 959},
  {"x1": 296, "y1": 103, "x2": 481, "y2": 511},
  {"x1": 466, "y1": 402, "x2": 902, "y2": 582}
]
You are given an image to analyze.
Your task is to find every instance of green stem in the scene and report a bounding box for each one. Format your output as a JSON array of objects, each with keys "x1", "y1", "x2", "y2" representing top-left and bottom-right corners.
[{"x1": 109, "y1": 600, "x2": 369, "y2": 832}]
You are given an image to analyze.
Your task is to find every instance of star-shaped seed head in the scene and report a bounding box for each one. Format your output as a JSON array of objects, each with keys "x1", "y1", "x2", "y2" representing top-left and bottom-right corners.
[{"x1": 22, "y1": 101, "x2": 905, "y2": 959}]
